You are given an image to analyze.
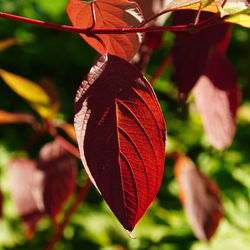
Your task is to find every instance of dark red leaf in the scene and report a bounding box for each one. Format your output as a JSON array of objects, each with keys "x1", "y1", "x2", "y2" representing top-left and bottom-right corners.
[
  {"x1": 174, "y1": 155, "x2": 223, "y2": 241},
  {"x1": 66, "y1": 0, "x2": 144, "y2": 61},
  {"x1": 172, "y1": 10, "x2": 231, "y2": 95},
  {"x1": 74, "y1": 54, "x2": 166, "y2": 231},
  {"x1": 8, "y1": 159, "x2": 44, "y2": 238},
  {"x1": 38, "y1": 140, "x2": 77, "y2": 222},
  {"x1": 193, "y1": 48, "x2": 240, "y2": 150}
]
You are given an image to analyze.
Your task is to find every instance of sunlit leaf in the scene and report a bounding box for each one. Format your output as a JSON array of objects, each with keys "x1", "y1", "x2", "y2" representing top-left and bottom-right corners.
[
  {"x1": 174, "y1": 155, "x2": 223, "y2": 241},
  {"x1": 67, "y1": 0, "x2": 144, "y2": 61},
  {"x1": 226, "y1": 13, "x2": 250, "y2": 28},
  {"x1": 74, "y1": 54, "x2": 166, "y2": 231},
  {"x1": 193, "y1": 48, "x2": 240, "y2": 150},
  {"x1": 0, "y1": 69, "x2": 56, "y2": 119}
]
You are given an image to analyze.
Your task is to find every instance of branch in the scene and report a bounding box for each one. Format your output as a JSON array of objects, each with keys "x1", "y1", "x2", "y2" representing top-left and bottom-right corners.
[
  {"x1": 0, "y1": 12, "x2": 222, "y2": 35},
  {"x1": 44, "y1": 179, "x2": 92, "y2": 250}
]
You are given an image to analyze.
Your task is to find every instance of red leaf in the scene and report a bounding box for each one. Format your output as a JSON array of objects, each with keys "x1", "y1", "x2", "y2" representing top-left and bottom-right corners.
[
  {"x1": 193, "y1": 48, "x2": 240, "y2": 150},
  {"x1": 74, "y1": 54, "x2": 166, "y2": 231},
  {"x1": 174, "y1": 155, "x2": 223, "y2": 241},
  {"x1": 38, "y1": 140, "x2": 77, "y2": 222},
  {"x1": 0, "y1": 110, "x2": 35, "y2": 124},
  {"x1": 66, "y1": 0, "x2": 144, "y2": 61},
  {"x1": 172, "y1": 10, "x2": 231, "y2": 95},
  {"x1": 8, "y1": 159, "x2": 44, "y2": 238}
]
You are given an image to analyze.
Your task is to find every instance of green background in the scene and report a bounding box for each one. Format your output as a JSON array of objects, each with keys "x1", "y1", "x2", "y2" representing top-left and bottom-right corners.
[{"x1": 0, "y1": 0, "x2": 250, "y2": 249}]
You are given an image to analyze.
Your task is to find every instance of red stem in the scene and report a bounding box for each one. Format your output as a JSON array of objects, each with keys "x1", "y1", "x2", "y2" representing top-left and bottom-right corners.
[
  {"x1": 44, "y1": 179, "x2": 92, "y2": 250},
  {"x1": 150, "y1": 54, "x2": 172, "y2": 85},
  {"x1": 0, "y1": 12, "x2": 222, "y2": 34}
]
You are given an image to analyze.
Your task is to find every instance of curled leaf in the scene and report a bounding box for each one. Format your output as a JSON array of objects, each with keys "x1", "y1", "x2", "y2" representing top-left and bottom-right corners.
[
  {"x1": 174, "y1": 155, "x2": 223, "y2": 241},
  {"x1": 74, "y1": 54, "x2": 166, "y2": 231},
  {"x1": 67, "y1": 0, "x2": 144, "y2": 61}
]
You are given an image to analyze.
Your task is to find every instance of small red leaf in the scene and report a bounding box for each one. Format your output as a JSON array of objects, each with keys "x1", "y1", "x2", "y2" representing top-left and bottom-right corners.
[
  {"x1": 8, "y1": 159, "x2": 44, "y2": 238},
  {"x1": 38, "y1": 140, "x2": 77, "y2": 222},
  {"x1": 193, "y1": 48, "x2": 240, "y2": 150},
  {"x1": 172, "y1": 10, "x2": 231, "y2": 95},
  {"x1": 174, "y1": 155, "x2": 223, "y2": 241},
  {"x1": 66, "y1": 0, "x2": 144, "y2": 61},
  {"x1": 74, "y1": 54, "x2": 166, "y2": 231}
]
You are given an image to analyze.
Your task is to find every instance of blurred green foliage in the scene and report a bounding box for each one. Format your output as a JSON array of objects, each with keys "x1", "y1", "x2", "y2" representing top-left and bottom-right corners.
[{"x1": 0, "y1": 0, "x2": 250, "y2": 249}]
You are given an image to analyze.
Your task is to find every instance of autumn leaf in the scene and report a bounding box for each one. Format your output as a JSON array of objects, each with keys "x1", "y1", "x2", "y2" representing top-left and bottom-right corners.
[
  {"x1": 0, "y1": 110, "x2": 35, "y2": 124},
  {"x1": 38, "y1": 140, "x2": 77, "y2": 222},
  {"x1": 67, "y1": 0, "x2": 144, "y2": 61},
  {"x1": 193, "y1": 48, "x2": 240, "y2": 150},
  {"x1": 174, "y1": 155, "x2": 223, "y2": 241},
  {"x1": 8, "y1": 159, "x2": 44, "y2": 238},
  {"x1": 74, "y1": 54, "x2": 166, "y2": 231},
  {"x1": 0, "y1": 38, "x2": 19, "y2": 51},
  {"x1": 172, "y1": 10, "x2": 231, "y2": 96},
  {"x1": 0, "y1": 69, "x2": 57, "y2": 120}
]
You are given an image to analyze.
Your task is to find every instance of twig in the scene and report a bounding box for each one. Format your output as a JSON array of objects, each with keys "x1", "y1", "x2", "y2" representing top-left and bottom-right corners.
[
  {"x1": 44, "y1": 179, "x2": 92, "y2": 250},
  {"x1": 56, "y1": 135, "x2": 80, "y2": 159},
  {"x1": 150, "y1": 54, "x2": 172, "y2": 85},
  {"x1": 0, "y1": 12, "x2": 222, "y2": 35}
]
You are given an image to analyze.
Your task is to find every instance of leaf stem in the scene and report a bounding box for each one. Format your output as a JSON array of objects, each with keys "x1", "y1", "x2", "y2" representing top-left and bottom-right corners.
[
  {"x1": 0, "y1": 12, "x2": 222, "y2": 35},
  {"x1": 44, "y1": 179, "x2": 92, "y2": 250},
  {"x1": 56, "y1": 135, "x2": 80, "y2": 159}
]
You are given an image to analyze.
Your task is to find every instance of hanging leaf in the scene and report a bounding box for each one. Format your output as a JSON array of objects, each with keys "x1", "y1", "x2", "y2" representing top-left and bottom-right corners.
[
  {"x1": 8, "y1": 159, "x2": 44, "y2": 238},
  {"x1": 38, "y1": 140, "x2": 77, "y2": 222},
  {"x1": 174, "y1": 155, "x2": 223, "y2": 241},
  {"x1": 66, "y1": 0, "x2": 144, "y2": 61},
  {"x1": 0, "y1": 69, "x2": 56, "y2": 120},
  {"x1": 0, "y1": 110, "x2": 35, "y2": 124},
  {"x1": 74, "y1": 54, "x2": 166, "y2": 231},
  {"x1": 172, "y1": 10, "x2": 231, "y2": 96},
  {"x1": 193, "y1": 48, "x2": 240, "y2": 150}
]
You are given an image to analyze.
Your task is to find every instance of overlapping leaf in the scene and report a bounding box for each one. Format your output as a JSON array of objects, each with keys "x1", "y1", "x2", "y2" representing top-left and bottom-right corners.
[
  {"x1": 67, "y1": 0, "x2": 144, "y2": 61},
  {"x1": 174, "y1": 155, "x2": 223, "y2": 241},
  {"x1": 172, "y1": 10, "x2": 232, "y2": 95},
  {"x1": 74, "y1": 54, "x2": 166, "y2": 231},
  {"x1": 38, "y1": 140, "x2": 77, "y2": 222},
  {"x1": 193, "y1": 48, "x2": 240, "y2": 150},
  {"x1": 8, "y1": 159, "x2": 44, "y2": 238}
]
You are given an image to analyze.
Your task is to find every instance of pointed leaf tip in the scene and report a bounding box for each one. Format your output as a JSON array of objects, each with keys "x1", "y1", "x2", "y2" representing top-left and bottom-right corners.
[{"x1": 74, "y1": 54, "x2": 166, "y2": 230}]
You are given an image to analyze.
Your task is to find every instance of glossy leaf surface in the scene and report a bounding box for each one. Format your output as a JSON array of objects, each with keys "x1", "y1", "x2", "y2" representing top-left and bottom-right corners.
[
  {"x1": 74, "y1": 54, "x2": 166, "y2": 231},
  {"x1": 67, "y1": 0, "x2": 144, "y2": 61},
  {"x1": 174, "y1": 155, "x2": 223, "y2": 241}
]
